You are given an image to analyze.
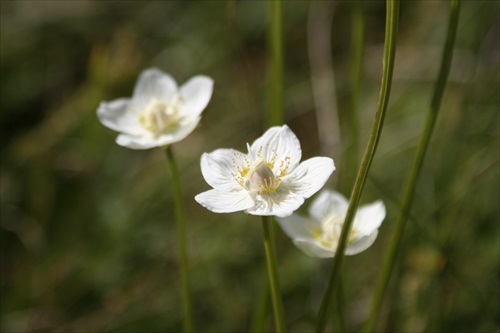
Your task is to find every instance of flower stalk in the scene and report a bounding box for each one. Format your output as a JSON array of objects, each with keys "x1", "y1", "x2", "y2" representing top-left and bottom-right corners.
[
  {"x1": 363, "y1": 1, "x2": 461, "y2": 331},
  {"x1": 262, "y1": 215, "x2": 287, "y2": 332},
  {"x1": 267, "y1": 0, "x2": 284, "y2": 128},
  {"x1": 315, "y1": 1, "x2": 400, "y2": 331},
  {"x1": 165, "y1": 145, "x2": 193, "y2": 332}
]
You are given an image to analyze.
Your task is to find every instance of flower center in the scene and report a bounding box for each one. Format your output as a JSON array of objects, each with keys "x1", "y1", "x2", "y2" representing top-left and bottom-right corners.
[
  {"x1": 313, "y1": 214, "x2": 359, "y2": 249},
  {"x1": 244, "y1": 158, "x2": 281, "y2": 193},
  {"x1": 138, "y1": 96, "x2": 181, "y2": 134}
]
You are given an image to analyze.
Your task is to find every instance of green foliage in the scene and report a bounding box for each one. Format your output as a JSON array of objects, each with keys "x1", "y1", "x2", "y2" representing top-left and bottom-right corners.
[{"x1": 1, "y1": 1, "x2": 498, "y2": 332}]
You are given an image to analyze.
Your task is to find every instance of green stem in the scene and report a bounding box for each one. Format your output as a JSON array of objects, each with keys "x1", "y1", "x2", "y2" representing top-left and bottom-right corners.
[
  {"x1": 267, "y1": 0, "x2": 284, "y2": 127},
  {"x1": 363, "y1": 1, "x2": 461, "y2": 332},
  {"x1": 261, "y1": 216, "x2": 287, "y2": 332},
  {"x1": 165, "y1": 146, "x2": 193, "y2": 332},
  {"x1": 315, "y1": 1, "x2": 399, "y2": 332}
]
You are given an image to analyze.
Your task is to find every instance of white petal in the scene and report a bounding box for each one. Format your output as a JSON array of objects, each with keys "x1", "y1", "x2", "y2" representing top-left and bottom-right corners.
[
  {"x1": 346, "y1": 231, "x2": 378, "y2": 255},
  {"x1": 284, "y1": 157, "x2": 335, "y2": 199},
  {"x1": 155, "y1": 118, "x2": 200, "y2": 145},
  {"x1": 115, "y1": 133, "x2": 160, "y2": 150},
  {"x1": 200, "y1": 149, "x2": 247, "y2": 191},
  {"x1": 132, "y1": 68, "x2": 178, "y2": 111},
  {"x1": 276, "y1": 214, "x2": 321, "y2": 240},
  {"x1": 293, "y1": 239, "x2": 335, "y2": 258},
  {"x1": 195, "y1": 189, "x2": 254, "y2": 214},
  {"x1": 96, "y1": 99, "x2": 145, "y2": 136},
  {"x1": 114, "y1": 119, "x2": 200, "y2": 149},
  {"x1": 249, "y1": 125, "x2": 302, "y2": 174},
  {"x1": 245, "y1": 187, "x2": 305, "y2": 217},
  {"x1": 179, "y1": 75, "x2": 214, "y2": 119},
  {"x1": 309, "y1": 189, "x2": 348, "y2": 222},
  {"x1": 354, "y1": 200, "x2": 386, "y2": 235}
]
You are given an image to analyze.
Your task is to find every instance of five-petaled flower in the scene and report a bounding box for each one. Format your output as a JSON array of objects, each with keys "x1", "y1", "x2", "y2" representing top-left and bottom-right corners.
[
  {"x1": 97, "y1": 68, "x2": 213, "y2": 149},
  {"x1": 276, "y1": 190, "x2": 385, "y2": 258},
  {"x1": 195, "y1": 125, "x2": 335, "y2": 217}
]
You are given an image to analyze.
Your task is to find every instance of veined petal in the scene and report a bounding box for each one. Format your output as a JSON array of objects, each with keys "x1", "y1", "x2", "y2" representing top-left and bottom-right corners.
[
  {"x1": 293, "y1": 239, "x2": 334, "y2": 258},
  {"x1": 276, "y1": 214, "x2": 321, "y2": 240},
  {"x1": 200, "y1": 149, "x2": 247, "y2": 191},
  {"x1": 284, "y1": 157, "x2": 335, "y2": 199},
  {"x1": 249, "y1": 125, "x2": 302, "y2": 174},
  {"x1": 97, "y1": 98, "x2": 145, "y2": 136},
  {"x1": 354, "y1": 200, "x2": 386, "y2": 235},
  {"x1": 132, "y1": 68, "x2": 178, "y2": 110},
  {"x1": 309, "y1": 190, "x2": 348, "y2": 222},
  {"x1": 195, "y1": 189, "x2": 254, "y2": 214},
  {"x1": 346, "y1": 231, "x2": 378, "y2": 255},
  {"x1": 179, "y1": 75, "x2": 214, "y2": 120},
  {"x1": 245, "y1": 187, "x2": 305, "y2": 217}
]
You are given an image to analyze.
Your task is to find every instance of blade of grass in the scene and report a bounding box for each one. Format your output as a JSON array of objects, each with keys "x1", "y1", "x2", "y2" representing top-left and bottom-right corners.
[
  {"x1": 165, "y1": 145, "x2": 193, "y2": 332},
  {"x1": 315, "y1": 1, "x2": 400, "y2": 331},
  {"x1": 362, "y1": 1, "x2": 461, "y2": 331}
]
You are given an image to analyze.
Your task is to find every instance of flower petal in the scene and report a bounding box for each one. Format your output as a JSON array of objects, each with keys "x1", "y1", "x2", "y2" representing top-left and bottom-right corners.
[
  {"x1": 114, "y1": 119, "x2": 200, "y2": 149},
  {"x1": 276, "y1": 214, "x2": 321, "y2": 240},
  {"x1": 354, "y1": 200, "x2": 386, "y2": 235},
  {"x1": 249, "y1": 125, "x2": 302, "y2": 173},
  {"x1": 293, "y1": 239, "x2": 335, "y2": 258},
  {"x1": 195, "y1": 189, "x2": 254, "y2": 214},
  {"x1": 284, "y1": 157, "x2": 335, "y2": 199},
  {"x1": 97, "y1": 98, "x2": 145, "y2": 136},
  {"x1": 132, "y1": 68, "x2": 178, "y2": 111},
  {"x1": 179, "y1": 75, "x2": 214, "y2": 120},
  {"x1": 309, "y1": 189, "x2": 348, "y2": 222},
  {"x1": 245, "y1": 187, "x2": 305, "y2": 217},
  {"x1": 200, "y1": 149, "x2": 248, "y2": 191},
  {"x1": 346, "y1": 231, "x2": 378, "y2": 255}
]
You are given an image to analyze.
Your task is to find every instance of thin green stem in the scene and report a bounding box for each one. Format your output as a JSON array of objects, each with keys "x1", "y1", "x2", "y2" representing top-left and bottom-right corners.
[
  {"x1": 261, "y1": 216, "x2": 287, "y2": 332},
  {"x1": 267, "y1": 0, "x2": 284, "y2": 127},
  {"x1": 315, "y1": 1, "x2": 399, "y2": 332},
  {"x1": 165, "y1": 146, "x2": 193, "y2": 332},
  {"x1": 362, "y1": 1, "x2": 461, "y2": 332}
]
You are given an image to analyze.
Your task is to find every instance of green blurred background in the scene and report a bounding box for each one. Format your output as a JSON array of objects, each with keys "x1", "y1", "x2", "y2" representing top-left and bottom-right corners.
[{"x1": 1, "y1": 1, "x2": 498, "y2": 332}]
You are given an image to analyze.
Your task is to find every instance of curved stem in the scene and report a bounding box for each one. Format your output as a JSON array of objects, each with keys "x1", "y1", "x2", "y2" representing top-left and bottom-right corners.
[
  {"x1": 262, "y1": 216, "x2": 287, "y2": 332},
  {"x1": 363, "y1": 1, "x2": 461, "y2": 331},
  {"x1": 165, "y1": 146, "x2": 193, "y2": 332},
  {"x1": 315, "y1": 1, "x2": 400, "y2": 332}
]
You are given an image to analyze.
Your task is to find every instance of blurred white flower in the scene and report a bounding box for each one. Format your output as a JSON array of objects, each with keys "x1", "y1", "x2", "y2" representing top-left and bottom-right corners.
[
  {"x1": 97, "y1": 68, "x2": 213, "y2": 149},
  {"x1": 195, "y1": 125, "x2": 335, "y2": 217},
  {"x1": 276, "y1": 190, "x2": 386, "y2": 258}
]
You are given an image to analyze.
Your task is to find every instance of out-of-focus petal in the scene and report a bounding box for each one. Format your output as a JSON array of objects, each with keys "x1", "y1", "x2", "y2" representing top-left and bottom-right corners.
[
  {"x1": 132, "y1": 68, "x2": 178, "y2": 110},
  {"x1": 355, "y1": 200, "x2": 386, "y2": 235},
  {"x1": 179, "y1": 75, "x2": 214, "y2": 120},
  {"x1": 309, "y1": 189, "x2": 348, "y2": 222},
  {"x1": 346, "y1": 231, "x2": 378, "y2": 255},
  {"x1": 276, "y1": 214, "x2": 320, "y2": 240},
  {"x1": 293, "y1": 239, "x2": 334, "y2": 258},
  {"x1": 97, "y1": 99, "x2": 144, "y2": 136}
]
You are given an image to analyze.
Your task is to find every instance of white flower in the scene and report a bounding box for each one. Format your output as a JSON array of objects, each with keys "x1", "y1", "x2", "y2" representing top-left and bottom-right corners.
[
  {"x1": 276, "y1": 190, "x2": 386, "y2": 258},
  {"x1": 195, "y1": 125, "x2": 335, "y2": 217},
  {"x1": 97, "y1": 68, "x2": 213, "y2": 149}
]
